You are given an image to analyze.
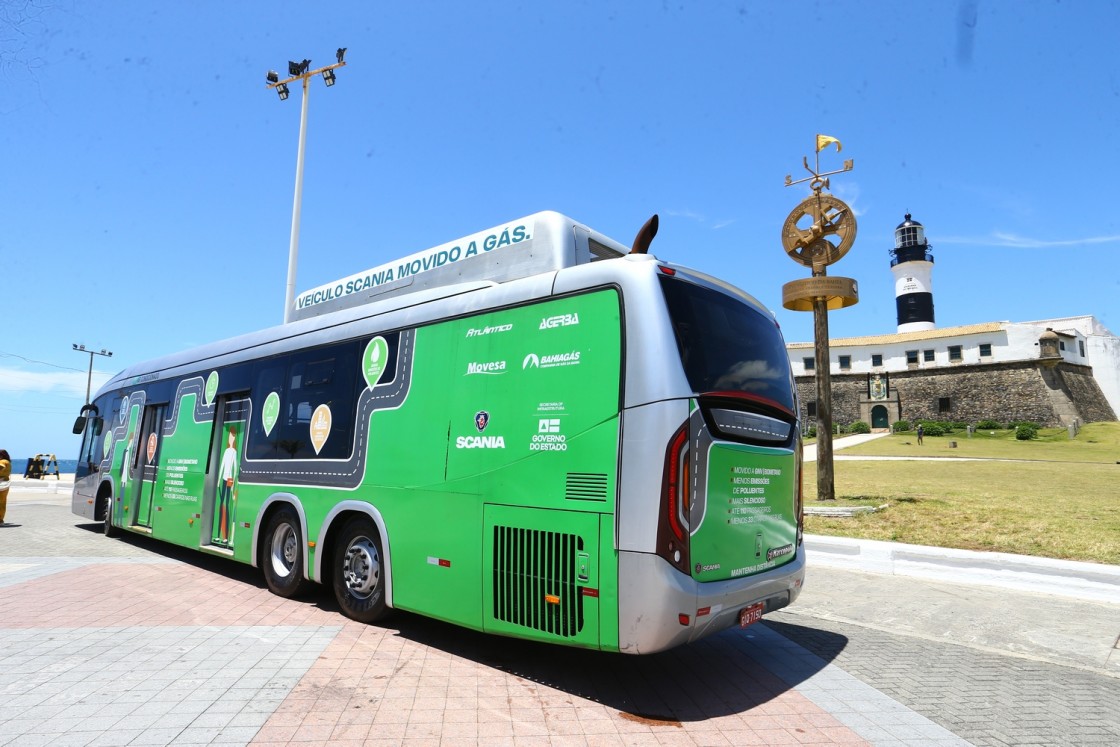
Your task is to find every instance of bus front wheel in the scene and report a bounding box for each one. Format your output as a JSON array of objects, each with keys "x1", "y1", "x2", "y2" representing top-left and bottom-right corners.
[
  {"x1": 101, "y1": 492, "x2": 120, "y2": 538},
  {"x1": 333, "y1": 517, "x2": 390, "y2": 623},
  {"x1": 262, "y1": 507, "x2": 311, "y2": 598}
]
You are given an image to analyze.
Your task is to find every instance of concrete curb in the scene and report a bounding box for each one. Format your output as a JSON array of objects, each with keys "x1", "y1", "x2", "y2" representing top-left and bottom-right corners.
[
  {"x1": 7, "y1": 479, "x2": 74, "y2": 495},
  {"x1": 805, "y1": 534, "x2": 1120, "y2": 604}
]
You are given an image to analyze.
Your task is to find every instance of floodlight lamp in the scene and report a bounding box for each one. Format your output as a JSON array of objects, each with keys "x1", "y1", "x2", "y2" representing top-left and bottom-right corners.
[
  {"x1": 300, "y1": 59, "x2": 311, "y2": 74},
  {"x1": 266, "y1": 70, "x2": 279, "y2": 83},
  {"x1": 336, "y1": 47, "x2": 347, "y2": 63},
  {"x1": 73, "y1": 343, "x2": 81, "y2": 350},
  {"x1": 277, "y1": 83, "x2": 290, "y2": 100},
  {"x1": 322, "y1": 69, "x2": 336, "y2": 87},
  {"x1": 288, "y1": 61, "x2": 301, "y2": 76}
]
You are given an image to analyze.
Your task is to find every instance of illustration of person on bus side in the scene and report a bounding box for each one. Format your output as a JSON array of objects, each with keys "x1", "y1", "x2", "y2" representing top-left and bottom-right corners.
[
  {"x1": 120, "y1": 430, "x2": 136, "y2": 488},
  {"x1": 216, "y1": 426, "x2": 239, "y2": 544}
]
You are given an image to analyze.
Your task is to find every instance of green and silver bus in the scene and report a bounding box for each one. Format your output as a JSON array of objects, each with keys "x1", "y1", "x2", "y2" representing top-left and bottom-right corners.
[{"x1": 72, "y1": 211, "x2": 804, "y2": 653}]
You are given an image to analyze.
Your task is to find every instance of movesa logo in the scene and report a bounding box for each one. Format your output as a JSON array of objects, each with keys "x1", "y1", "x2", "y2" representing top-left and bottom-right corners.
[
  {"x1": 456, "y1": 410, "x2": 505, "y2": 449},
  {"x1": 466, "y1": 360, "x2": 506, "y2": 375},
  {"x1": 539, "y1": 312, "x2": 579, "y2": 330}
]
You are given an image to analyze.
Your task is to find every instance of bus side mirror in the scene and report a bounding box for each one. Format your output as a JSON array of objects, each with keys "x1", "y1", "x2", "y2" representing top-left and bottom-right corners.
[{"x1": 73, "y1": 404, "x2": 101, "y2": 435}]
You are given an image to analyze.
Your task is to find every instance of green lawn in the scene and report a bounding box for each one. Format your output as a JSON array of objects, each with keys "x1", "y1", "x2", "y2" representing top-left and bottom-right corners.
[{"x1": 804, "y1": 422, "x2": 1120, "y2": 564}]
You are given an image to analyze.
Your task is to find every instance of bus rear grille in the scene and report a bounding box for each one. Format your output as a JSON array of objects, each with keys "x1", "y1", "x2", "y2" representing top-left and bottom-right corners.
[
  {"x1": 566, "y1": 472, "x2": 609, "y2": 501},
  {"x1": 492, "y1": 526, "x2": 584, "y2": 637}
]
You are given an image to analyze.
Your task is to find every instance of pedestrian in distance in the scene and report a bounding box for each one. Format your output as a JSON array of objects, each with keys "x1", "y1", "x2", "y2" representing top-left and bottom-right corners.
[
  {"x1": 916, "y1": 423, "x2": 924, "y2": 445},
  {"x1": 0, "y1": 449, "x2": 11, "y2": 526}
]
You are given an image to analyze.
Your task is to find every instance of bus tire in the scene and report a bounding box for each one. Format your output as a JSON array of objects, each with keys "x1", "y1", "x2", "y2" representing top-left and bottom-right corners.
[
  {"x1": 332, "y1": 516, "x2": 390, "y2": 623},
  {"x1": 262, "y1": 507, "x2": 311, "y2": 598},
  {"x1": 101, "y1": 491, "x2": 120, "y2": 538}
]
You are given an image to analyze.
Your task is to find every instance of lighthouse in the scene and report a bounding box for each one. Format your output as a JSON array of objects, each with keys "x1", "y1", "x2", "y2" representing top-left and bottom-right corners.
[{"x1": 890, "y1": 213, "x2": 936, "y2": 333}]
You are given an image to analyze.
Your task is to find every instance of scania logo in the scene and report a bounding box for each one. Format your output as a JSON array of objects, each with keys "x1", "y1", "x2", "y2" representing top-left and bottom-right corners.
[
  {"x1": 474, "y1": 411, "x2": 489, "y2": 432},
  {"x1": 695, "y1": 562, "x2": 721, "y2": 574}
]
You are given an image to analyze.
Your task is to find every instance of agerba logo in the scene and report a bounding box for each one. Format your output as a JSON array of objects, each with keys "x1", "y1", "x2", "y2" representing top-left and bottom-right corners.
[
  {"x1": 522, "y1": 351, "x2": 581, "y2": 369},
  {"x1": 540, "y1": 313, "x2": 579, "y2": 330},
  {"x1": 466, "y1": 360, "x2": 507, "y2": 375}
]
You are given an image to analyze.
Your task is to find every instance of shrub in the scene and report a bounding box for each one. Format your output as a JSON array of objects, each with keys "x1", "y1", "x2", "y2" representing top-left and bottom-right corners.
[
  {"x1": 976, "y1": 419, "x2": 1003, "y2": 430},
  {"x1": 805, "y1": 425, "x2": 817, "y2": 438},
  {"x1": 920, "y1": 421, "x2": 949, "y2": 437},
  {"x1": 848, "y1": 421, "x2": 871, "y2": 434},
  {"x1": 1015, "y1": 423, "x2": 1039, "y2": 440},
  {"x1": 893, "y1": 420, "x2": 911, "y2": 432}
]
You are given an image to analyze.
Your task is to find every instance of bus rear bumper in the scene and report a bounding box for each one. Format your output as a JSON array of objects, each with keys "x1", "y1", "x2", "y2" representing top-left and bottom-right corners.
[{"x1": 616, "y1": 548, "x2": 805, "y2": 654}]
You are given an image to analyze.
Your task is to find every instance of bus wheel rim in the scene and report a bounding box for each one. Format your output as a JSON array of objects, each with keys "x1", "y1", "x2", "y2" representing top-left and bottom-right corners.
[
  {"x1": 271, "y1": 524, "x2": 298, "y2": 576},
  {"x1": 343, "y1": 537, "x2": 380, "y2": 599}
]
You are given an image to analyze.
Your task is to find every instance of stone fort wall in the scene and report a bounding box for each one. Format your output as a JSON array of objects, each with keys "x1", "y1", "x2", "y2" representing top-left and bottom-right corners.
[{"x1": 794, "y1": 360, "x2": 1116, "y2": 427}]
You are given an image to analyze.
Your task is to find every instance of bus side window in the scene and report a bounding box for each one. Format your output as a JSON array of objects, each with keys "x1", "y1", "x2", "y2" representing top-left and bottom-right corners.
[{"x1": 246, "y1": 340, "x2": 360, "y2": 460}]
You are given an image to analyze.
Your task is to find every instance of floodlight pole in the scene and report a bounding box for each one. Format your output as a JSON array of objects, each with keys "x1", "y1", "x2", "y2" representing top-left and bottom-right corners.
[
  {"x1": 72, "y1": 344, "x2": 113, "y2": 405},
  {"x1": 266, "y1": 52, "x2": 347, "y2": 324},
  {"x1": 284, "y1": 75, "x2": 311, "y2": 325}
]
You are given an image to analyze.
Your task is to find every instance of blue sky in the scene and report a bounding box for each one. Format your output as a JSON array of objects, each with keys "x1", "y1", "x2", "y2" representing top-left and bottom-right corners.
[{"x1": 2, "y1": 1, "x2": 1118, "y2": 459}]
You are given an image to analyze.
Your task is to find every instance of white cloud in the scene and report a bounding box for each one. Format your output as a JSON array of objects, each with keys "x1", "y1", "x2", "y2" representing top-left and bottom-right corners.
[
  {"x1": 0, "y1": 367, "x2": 113, "y2": 398},
  {"x1": 939, "y1": 233, "x2": 1120, "y2": 248}
]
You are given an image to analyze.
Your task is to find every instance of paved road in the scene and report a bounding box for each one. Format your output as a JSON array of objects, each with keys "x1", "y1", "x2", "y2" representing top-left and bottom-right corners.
[{"x1": 1, "y1": 484, "x2": 1117, "y2": 746}]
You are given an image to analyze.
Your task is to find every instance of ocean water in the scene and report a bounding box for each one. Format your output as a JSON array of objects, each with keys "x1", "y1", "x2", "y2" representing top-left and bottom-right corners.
[{"x1": 13, "y1": 457, "x2": 79, "y2": 476}]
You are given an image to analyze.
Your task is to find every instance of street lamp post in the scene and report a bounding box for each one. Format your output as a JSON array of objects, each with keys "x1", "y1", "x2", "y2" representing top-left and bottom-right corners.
[
  {"x1": 265, "y1": 47, "x2": 348, "y2": 324},
  {"x1": 72, "y1": 344, "x2": 113, "y2": 405}
]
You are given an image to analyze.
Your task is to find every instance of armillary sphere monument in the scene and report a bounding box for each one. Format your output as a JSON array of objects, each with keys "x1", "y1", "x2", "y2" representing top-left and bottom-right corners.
[{"x1": 781, "y1": 135, "x2": 860, "y2": 501}]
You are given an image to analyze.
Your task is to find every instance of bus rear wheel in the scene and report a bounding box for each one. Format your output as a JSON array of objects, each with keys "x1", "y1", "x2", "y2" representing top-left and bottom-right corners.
[
  {"x1": 262, "y1": 507, "x2": 311, "y2": 598},
  {"x1": 333, "y1": 517, "x2": 390, "y2": 623}
]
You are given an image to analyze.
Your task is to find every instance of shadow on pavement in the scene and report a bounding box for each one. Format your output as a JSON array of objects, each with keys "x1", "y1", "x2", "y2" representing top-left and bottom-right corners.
[{"x1": 73, "y1": 521, "x2": 847, "y2": 722}]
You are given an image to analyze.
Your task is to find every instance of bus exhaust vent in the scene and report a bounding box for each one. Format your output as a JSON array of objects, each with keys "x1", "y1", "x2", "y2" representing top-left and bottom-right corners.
[
  {"x1": 566, "y1": 472, "x2": 609, "y2": 501},
  {"x1": 589, "y1": 238, "x2": 624, "y2": 262},
  {"x1": 492, "y1": 526, "x2": 585, "y2": 637}
]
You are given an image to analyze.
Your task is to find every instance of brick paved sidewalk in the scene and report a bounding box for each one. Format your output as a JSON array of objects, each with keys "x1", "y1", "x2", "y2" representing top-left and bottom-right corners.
[{"x1": 0, "y1": 500, "x2": 965, "y2": 746}]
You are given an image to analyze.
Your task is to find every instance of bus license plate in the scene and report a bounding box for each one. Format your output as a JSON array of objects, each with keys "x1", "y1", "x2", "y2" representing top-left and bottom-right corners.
[{"x1": 739, "y1": 602, "x2": 764, "y2": 628}]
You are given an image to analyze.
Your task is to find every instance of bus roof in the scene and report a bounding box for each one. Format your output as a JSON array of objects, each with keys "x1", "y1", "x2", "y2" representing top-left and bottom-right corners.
[{"x1": 290, "y1": 210, "x2": 627, "y2": 322}]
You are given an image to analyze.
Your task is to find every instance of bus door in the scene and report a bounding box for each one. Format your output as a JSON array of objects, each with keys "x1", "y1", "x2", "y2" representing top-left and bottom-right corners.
[
  {"x1": 204, "y1": 396, "x2": 248, "y2": 549},
  {"x1": 132, "y1": 403, "x2": 166, "y2": 529}
]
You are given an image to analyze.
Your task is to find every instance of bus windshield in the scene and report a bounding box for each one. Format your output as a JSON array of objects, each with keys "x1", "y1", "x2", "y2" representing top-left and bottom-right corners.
[{"x1": 659, "y1": 274, "x2": 796, "y2": 412}]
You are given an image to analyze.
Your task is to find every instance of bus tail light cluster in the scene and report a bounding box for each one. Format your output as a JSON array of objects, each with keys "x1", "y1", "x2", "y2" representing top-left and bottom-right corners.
[
  {"x1": 794, "y1": 436, "x2": 804, "y2": 546},
  {"x1": 656, "y1": 422, "x2": 691, "y2": 576}
]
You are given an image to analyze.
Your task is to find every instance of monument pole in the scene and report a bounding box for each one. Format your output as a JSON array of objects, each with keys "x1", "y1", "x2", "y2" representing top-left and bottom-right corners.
[{"x1": 780, "y1": 135, "x2": 859, "y2": 501}]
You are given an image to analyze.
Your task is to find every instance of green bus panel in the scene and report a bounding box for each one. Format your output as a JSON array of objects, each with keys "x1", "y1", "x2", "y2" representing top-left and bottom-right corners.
[
  {"x1": 692, "y1": 443, "x2": 798, "y2": 582},
  {"x1": 362, "y1": 290, "x2": 622, "y2": 632},
  {"x1": 150, "y1": 393, "x2": 212, "y2": 548}
]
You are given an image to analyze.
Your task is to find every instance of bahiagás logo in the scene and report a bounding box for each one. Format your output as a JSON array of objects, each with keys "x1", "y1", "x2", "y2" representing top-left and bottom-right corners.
[
  {"x1": 539, "y1": 313, "x2": 579, "y2": 330},
  {"x1": 521, "y1": 351, "x2": 581, "y2": 370}
]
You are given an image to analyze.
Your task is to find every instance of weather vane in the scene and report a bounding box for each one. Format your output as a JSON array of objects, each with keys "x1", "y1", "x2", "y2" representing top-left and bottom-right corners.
[
  {"x1": 780, "y1": 135, "x2": 860, "y2": 504},
  {"x1": 781, "y1": 135, "x2": 858, "y2": 275}
]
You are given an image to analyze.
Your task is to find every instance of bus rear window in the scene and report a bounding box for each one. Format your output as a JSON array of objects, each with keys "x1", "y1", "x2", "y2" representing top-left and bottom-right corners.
[{"x1": 659, "y1": 275, "x2": 795, "y2": 412}]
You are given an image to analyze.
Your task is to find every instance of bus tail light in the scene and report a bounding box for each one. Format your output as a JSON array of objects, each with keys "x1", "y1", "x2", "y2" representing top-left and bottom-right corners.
[
  {"x1": 656, "y1": 423, "x2": 691, "y2": 576},
  {"x1": 795, "y1": 436, "x2": 804, "y2": 546}
]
